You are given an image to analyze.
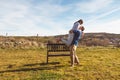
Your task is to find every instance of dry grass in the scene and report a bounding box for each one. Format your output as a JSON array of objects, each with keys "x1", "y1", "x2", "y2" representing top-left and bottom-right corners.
[{"x1": 0, "y1": 47, "x2": 120, "y2": 80}]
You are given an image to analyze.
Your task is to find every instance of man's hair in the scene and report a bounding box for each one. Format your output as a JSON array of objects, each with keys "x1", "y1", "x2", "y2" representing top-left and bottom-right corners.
[
  {"x1": 81, "y1": 26, "x2": 85, "y2": 31},
  {"x1": 78, "y1": 19, "x2": 83, "y2": 24}
]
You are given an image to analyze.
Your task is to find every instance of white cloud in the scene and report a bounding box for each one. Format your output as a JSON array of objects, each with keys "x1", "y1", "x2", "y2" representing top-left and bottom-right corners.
[
  {"x1": 86, "y1": 7, "x2": 120, "y2": 24},
  {"x1": 0, "y1": 0, "x2": 70, "y2": 36},
  {"x1": 35, "y1": 3, "x2": 69, "y2": 17},
  {"x1": 76, "y1": 0, "x2": 113, "y2": 13},
  {"x1": 86, "y1": 19, "x2": 120, "y2": 34}
]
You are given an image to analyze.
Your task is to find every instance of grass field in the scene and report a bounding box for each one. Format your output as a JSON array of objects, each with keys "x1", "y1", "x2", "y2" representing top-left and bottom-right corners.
[{"x1": 0, "y1": 47, "x2": 120, "y2": 80}]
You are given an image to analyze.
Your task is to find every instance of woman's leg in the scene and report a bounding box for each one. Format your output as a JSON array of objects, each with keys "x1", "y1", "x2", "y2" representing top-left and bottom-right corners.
[
  {"x1": 61, "y1": 38, "x2": 69, "y2": 46},
  {"x1": 67, "y1": 33, "x2": 74, "y2": 45}
]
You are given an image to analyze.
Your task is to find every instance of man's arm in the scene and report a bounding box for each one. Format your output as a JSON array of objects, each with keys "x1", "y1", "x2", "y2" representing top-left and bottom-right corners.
[
  {"x1": 81, "y1": 32, "x2": 84, "y2": 39},
  {"x1": 69, "y1": 29, "x2": 73, "y2": 33}
]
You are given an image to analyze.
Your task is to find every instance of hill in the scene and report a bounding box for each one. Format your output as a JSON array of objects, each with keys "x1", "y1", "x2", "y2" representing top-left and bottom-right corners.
[{"x1": 0, "y1": 33, "x2": 120, "y2": 49}]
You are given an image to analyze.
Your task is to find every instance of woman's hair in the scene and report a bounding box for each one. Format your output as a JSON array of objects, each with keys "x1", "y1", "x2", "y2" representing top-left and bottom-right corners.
[{"x1": 78, "y1": 19, "x2": 83, "y2": 24}]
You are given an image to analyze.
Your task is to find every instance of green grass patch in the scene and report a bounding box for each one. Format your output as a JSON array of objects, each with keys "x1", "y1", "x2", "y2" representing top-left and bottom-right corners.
[{"x1": 0, "y1": 47, "x2": 120, "y2": 80}]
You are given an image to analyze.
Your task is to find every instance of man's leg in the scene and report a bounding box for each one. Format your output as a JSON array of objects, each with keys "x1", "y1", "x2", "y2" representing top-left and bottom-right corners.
[
  {"x1": 70, "y1": 45, "x2": 76, "y2": 67},
  {"x1": 70, "y1": 45, "x2": 74, "y2": 67},
  {"x1": 72, "y1": 45, "x2": 79, "y2": 64},
  {"x1": 74, "y1": 52, "x2": 79, "y2": 64}
]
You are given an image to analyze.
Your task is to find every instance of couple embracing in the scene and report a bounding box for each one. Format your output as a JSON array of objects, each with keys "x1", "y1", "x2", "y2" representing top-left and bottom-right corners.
[{"x1": 60, "y1": 19, "x2": 85, "y2": 67}]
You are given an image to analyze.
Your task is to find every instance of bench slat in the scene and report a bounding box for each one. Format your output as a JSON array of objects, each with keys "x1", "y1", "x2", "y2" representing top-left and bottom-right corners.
[
  {"x1": 48, "y1": 54, "x2": 70, "y2": 57},
  {"x1": 48, "y1": 50, "x2": 70, "y2": 52}
]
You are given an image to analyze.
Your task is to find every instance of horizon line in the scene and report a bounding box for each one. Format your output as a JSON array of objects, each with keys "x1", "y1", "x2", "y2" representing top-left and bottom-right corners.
[{"x1": 0, "y1": 32, "x2": 120, "y2": 37}]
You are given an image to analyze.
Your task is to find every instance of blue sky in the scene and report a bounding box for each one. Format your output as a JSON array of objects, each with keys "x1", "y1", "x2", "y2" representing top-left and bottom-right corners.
[{"x1": 0, "y1": 0, "x2": 120, "y2": 36}]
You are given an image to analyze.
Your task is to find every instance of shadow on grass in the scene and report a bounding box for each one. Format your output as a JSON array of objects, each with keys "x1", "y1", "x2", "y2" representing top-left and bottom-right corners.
[
  {"x1": 23, "y1": 62, "x2": 60, "y2": 66},
  {"x1": 0, "y1": 62, "x2": 64, "y2": 73}
]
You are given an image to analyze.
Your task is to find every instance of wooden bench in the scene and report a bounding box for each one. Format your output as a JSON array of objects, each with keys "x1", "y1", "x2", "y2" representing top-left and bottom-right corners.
[{"x1": 47, "y1": 43, "x2": 70, "y2": 63}]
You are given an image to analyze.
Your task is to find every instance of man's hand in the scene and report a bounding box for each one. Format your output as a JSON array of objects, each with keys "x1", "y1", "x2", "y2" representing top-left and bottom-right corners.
[{"x1": 69, "y1": 29, "x2": 73, "y2": 33}]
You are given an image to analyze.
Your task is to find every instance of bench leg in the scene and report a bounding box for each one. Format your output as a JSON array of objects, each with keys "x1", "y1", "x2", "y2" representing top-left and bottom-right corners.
[
  {"x1": 47, "y1": 56, "x2": 48, "y2": 64},
  {"x1": 47, "y1": 52, "x2": 48, "y2": 64}
]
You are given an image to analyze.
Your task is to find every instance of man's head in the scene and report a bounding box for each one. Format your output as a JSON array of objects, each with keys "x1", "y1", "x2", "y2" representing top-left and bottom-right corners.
[
  {"x1": 79, "y1": 26, "x2": 85, "y2": 31},
  {"x1": 78, "y1": 19, "x2": 83, "y2": 24}
]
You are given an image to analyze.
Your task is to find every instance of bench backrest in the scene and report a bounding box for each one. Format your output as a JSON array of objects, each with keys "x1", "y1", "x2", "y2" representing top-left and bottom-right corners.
[{"x1": 47, "y1": 43, "x2": 70, "y2": 52}]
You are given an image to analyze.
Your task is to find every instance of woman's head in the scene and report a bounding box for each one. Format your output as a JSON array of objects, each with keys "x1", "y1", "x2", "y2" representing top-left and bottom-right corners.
[{"x1": 78, "y1": 19, "x2": 83, "y2": 24}]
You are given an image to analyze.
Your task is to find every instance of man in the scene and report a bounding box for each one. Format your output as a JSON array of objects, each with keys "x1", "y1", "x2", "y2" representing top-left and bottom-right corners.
[{"x1": 69, "y1": 26, "x2": 85, "y2": 67}]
